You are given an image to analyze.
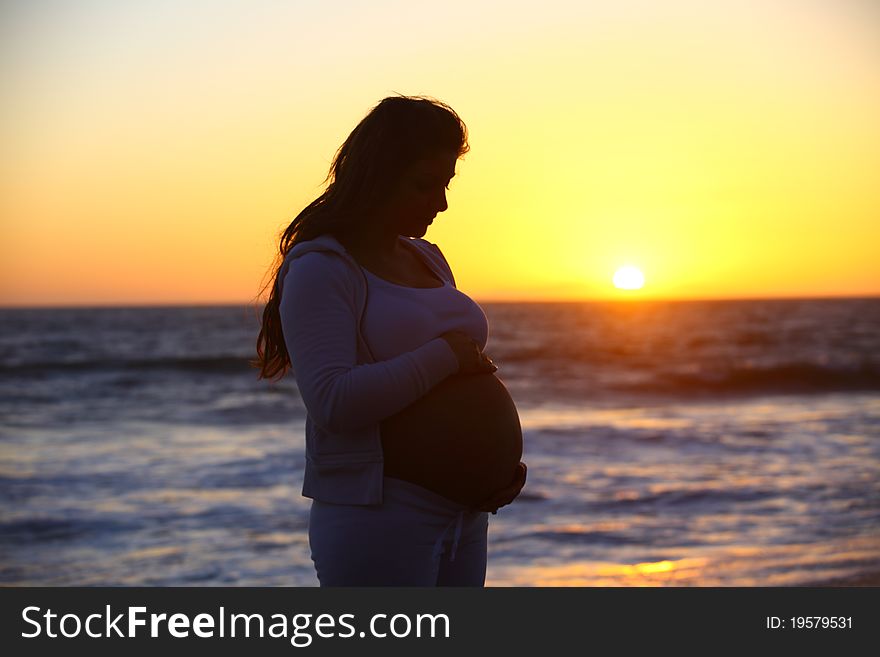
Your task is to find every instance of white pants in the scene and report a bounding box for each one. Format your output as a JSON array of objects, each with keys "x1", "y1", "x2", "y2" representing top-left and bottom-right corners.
[{"x1": 308, "y1": 476, "x2": 489, "y2": 586}]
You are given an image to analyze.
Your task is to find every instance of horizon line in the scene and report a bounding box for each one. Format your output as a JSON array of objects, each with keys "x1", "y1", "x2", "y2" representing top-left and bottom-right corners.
[{"x1": 1, "y1": 293, "x2": 879, "y2": 310}]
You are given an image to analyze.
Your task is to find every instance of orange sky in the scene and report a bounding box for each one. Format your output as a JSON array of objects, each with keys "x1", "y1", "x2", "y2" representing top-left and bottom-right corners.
[{"x1": 2, "y1": 0, "x2": 878, "y2": 306}]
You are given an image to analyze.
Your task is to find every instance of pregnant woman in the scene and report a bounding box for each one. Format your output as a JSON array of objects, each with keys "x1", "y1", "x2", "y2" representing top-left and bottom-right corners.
[{"x1": 255, "y1": 95, "x2": 527, "y2": 586}]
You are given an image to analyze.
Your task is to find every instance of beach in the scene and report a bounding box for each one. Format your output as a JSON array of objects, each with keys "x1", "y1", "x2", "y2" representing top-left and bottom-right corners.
[{"x1": 1, "y1": 300, "x2": 878, "y2": 586}]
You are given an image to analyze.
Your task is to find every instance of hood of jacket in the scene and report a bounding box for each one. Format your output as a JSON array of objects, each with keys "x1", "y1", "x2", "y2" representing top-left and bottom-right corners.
[
  {"x1": 276, "y1": 232, "x2": 454, "y2": 295},
  {"x1": 277, "y1": 233, "x2": 358, "y2": 288}
]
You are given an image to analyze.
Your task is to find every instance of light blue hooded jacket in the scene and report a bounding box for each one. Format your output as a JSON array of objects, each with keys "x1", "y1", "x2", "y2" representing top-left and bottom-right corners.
[{"x1": 277, "y1": 234, "x2": 461, "y2": 505}]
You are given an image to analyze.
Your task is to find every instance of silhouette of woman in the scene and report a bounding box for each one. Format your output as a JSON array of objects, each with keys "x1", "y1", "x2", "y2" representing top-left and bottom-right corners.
[{"x1": 255, "y1": 95, "x2": 527, "y2": 586}]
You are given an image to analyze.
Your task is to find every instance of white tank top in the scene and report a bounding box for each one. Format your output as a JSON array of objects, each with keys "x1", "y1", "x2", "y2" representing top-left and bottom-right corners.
[{"x1": 360, "y1": 265, "x2": 489, "y2": 362}]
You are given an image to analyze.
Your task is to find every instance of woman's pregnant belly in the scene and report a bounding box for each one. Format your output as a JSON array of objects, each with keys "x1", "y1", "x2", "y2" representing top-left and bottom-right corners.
[{"x1": 380, "y1": 372, "x2": 523, "y2": 508}]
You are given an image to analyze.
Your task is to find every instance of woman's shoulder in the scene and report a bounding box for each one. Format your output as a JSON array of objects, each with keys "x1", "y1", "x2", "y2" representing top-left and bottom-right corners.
[
  {"x1": 279, "y1": 249, "x2": 358, "y2": 297},
  {"x1": 411, "y1": 238, "x2": 456, "y2": 286},
  {"x1": 287, "y1": 249, "x2": 346, "y2": 269}
]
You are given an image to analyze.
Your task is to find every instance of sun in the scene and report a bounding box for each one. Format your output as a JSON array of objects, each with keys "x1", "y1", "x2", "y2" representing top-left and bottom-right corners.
[{"x1": 613, "y1": 265, "x2": 645, "y2": 290}]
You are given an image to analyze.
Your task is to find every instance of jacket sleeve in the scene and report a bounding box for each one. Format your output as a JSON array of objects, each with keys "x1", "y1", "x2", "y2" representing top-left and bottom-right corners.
[{"x1": 279, "y1": 251, "x2": 460, "y2": 433}]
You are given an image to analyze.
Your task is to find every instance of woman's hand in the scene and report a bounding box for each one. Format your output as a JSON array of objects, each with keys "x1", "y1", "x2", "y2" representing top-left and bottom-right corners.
[
  {"x1": 475, "y1": 462, "x2": 527, "y2": 514},
  {"x1": 440, "y1": 330, "x2": 497, "y2": 375}
]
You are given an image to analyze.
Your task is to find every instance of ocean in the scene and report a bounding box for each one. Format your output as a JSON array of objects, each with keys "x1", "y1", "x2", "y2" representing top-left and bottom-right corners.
[{"x1": 1, "y1": 298, "x2": 878, "y2": 586}]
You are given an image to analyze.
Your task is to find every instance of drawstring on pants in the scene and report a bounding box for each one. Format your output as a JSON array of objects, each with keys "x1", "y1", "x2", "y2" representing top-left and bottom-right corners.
[{"x1": 432, "y1": 509, "x2": 466, "y2": 562}]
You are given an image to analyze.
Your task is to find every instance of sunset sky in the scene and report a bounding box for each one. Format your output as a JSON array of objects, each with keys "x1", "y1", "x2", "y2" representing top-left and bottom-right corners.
[{"x1": 2, "y1": 0, "x2": 878, "y2": 306}]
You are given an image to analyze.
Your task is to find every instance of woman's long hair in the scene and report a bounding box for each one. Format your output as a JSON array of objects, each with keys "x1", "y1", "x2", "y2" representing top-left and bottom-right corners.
[{"x1": 253, "y1": 94, "x2": 470, "y2": 380}]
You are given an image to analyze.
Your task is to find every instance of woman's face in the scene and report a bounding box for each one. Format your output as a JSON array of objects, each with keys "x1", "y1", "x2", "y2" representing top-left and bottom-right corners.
[{"x1": 381, "y1": 150, "x2": 458, "y2": 237}]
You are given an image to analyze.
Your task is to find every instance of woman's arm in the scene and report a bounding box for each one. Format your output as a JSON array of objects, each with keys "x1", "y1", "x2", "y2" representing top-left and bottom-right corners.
[{"x1": 279, "y1": 251, "x2": 459, "y2": 433}]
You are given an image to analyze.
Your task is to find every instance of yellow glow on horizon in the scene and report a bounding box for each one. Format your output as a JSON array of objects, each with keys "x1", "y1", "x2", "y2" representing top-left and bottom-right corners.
[
  {"x1": 2, "y1": 0, "x2": 879, "y2": 305},
  {"x1": 613, "y1": 266, "x2": 645, "y2": 291}
]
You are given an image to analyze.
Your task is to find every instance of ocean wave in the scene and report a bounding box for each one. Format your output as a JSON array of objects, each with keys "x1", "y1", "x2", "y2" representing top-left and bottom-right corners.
[
  {"x1": 621, "y1": 362, "x2": 880, "y2": 395},
  {"x1": 600, "y1": 486, "x2": 778, "y2": 509},
  {"x1": 0, "y1": 517, "x2": 144, "y2": 544},
  {"x1": 0, "y1": 356, "x2": 255, "y2": 376}
]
